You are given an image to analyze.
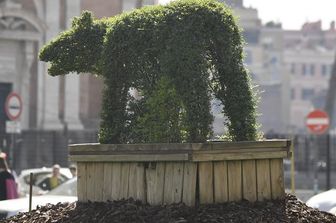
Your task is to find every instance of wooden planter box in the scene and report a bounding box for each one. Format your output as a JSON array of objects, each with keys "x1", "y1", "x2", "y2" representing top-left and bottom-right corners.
[{"x1": 69, "y1": 140, "x2": 290, "y2": 206}]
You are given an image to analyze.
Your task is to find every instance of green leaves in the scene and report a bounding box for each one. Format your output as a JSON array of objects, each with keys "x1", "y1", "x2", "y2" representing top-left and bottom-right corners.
[{"x1": 39, "y1": 0, "x2": 260, "y2": 144}]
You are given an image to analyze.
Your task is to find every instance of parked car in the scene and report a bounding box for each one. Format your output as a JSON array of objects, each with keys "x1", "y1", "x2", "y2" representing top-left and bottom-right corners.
[
  {"x1": 17, "y1": 167, "x2": 72, "y2": 197},
  {"x1": 0, "y1": 177, "x2": 77, "y2": 219},
  {"x1": 306, "y1": 189, "x2": 336, "y2": 213}
]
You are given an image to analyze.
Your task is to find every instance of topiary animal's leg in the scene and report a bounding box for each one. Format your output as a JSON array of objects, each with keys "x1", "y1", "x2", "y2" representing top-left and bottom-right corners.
[{"x1": 99, "y1": 78, "x2": 129, "y2": 144}]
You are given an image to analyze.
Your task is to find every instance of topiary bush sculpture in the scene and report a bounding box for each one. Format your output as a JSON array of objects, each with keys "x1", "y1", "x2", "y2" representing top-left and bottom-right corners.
[{"x1": 39, "y1": 0, "x2": 259, "y2": 144}]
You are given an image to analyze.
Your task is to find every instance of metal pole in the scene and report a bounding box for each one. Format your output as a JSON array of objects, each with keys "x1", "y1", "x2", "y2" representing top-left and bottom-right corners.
[
  {"x1": 29, "y1": 172, "x2": 33, "y2": 212},
  {"x1": 326, "y1": 133, "x2": 331, "y2": 190},
  {"x1": 290, "y1": 137, "x2": 296, "y2": 194}
]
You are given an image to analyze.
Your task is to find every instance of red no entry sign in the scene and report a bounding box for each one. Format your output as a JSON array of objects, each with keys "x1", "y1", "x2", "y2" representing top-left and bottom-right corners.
[
  {"x1": 5, "y1": 92, "x2": 22, "y2": 121},
  {"x1": 306, "y1": 109, "x2": 330, "y2": 134}
]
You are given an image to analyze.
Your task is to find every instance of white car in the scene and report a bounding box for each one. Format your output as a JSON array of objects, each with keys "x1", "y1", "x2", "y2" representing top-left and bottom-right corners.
[
  {"x1": 0, "y1": 177, "x2": 77, "y2": 219},
  {"x1": 306, "y1": 189, "x2": 336, "y2": 213},
  {"x1": 17, "y1": 167, "x2": 72, "y2": 197}
]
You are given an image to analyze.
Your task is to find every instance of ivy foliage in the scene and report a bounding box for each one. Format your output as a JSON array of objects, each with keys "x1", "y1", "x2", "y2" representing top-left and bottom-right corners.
[{"x1": 39, "y1": 0, "x2": 260, "y2": 144}]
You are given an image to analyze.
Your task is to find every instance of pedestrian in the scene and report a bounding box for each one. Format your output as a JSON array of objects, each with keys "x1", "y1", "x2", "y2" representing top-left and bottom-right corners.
[
  {"x1": 38, "y1": 164, "x2": 64, "y2": 191},
  {"x1": 69, "y1": 164, "x2": 77, "y2": 178},
  {"x1": 0, "y1": 156, "x2": 18, "y2": 200}
]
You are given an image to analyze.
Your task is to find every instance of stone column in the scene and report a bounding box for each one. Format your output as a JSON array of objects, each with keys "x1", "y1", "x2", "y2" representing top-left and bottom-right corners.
[
  {"x1": 38, "y1": 0, "x2": 63, "y2": 130},
  {"x1": 62, "y1": 0, "x2": 83, "y2": 130}
]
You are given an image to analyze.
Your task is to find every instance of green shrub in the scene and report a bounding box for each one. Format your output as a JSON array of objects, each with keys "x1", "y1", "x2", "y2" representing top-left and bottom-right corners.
[{"x1": 39, "y1": 0, "x2": 260, "y2": 143}]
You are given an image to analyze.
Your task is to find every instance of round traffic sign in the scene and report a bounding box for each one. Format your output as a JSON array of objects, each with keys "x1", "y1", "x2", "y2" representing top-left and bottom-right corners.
[
  {"x1": 306, "y1": 109, "x2": 330, "y2": 134},
  {"x1": 5, "y1": 92, "x2": 22, "y2": 121}
]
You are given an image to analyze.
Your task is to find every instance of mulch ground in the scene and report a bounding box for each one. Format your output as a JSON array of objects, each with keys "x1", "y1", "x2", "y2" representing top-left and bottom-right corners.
[{"x1": 2, "y1": 194, "x2": 336, "y2": 223}]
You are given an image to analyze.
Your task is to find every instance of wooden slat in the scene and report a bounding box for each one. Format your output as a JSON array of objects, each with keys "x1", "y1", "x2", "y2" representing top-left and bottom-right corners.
[
  {"x1": 164, "y1": 162, "x2": 184, "y2": 204},
  {"x1": 103, "y1": 163, "x2": 113, "y2": 200},
  {"x1": 128, "y1": 163, "x2": 146, "y2": 200},
  {"x1": 120, "y1": 163, "x2": 130, "y2": 198},
  {"x1": 214, "y1": 161, "x2": 228, "y2": 203},
  {"x1": 94, "y1": 163, "x2": 104, "y2": 201},
  {"x1": 270, "y1": 159, "x2": 285, "y2": 199},
  {"x1": 77, "y1": 162, "x2": 87, "y2": 202},
  {"x1": 69, "y1": 140, "x2": 290, "y2": 153},
  {"x1": 128, "y1": 163, "x2": 138, "y2": 199},
  {"x1": 193, "y1": 147, "x2": 287, "y2": 155},
  {"x1": 242, "y1": 160, "x2": 257, "y2": 202},
  {"x1": 111, "y1": 163, "x2": 122, "y2": 200},
  {"x1": 192, "y1": 151, "x2": 288, "y2": 162},
  {"x1": 86, "y1": 162, "x2": 95, "y2": 201},
  {"x1": 146, "y1": 162, "x2": 165, "y2": 205},
  {"x1": 198, "y1": 162, "x2": 214, "y2": 204},
  {"x1": 256, "y1": 159, "x2": 272, "y2": 201},
  {"x1": 69, "y1": 154, "x2": 189, "y2": 162},
  {"x1": 182, "y1": 162, "x2": 197, "y2": 206},
  {"x1": 227, "y1": 161, "x2": 242, "y2": 201},
  {"x1": 135, "y1": 163, "x2": 146, "y2": 201}
]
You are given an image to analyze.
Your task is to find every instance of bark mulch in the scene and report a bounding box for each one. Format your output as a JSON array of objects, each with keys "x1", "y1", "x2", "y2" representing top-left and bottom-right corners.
[{"x1": 2, "y1": 194, "x2": 336, "y2": 223}]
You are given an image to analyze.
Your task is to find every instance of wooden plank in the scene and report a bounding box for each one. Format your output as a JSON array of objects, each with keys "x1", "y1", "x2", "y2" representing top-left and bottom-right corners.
[
  {"x1": 103, "y1": 163, "x2": 113, "y2": 200},
  {"x1": 146, "y1": 162, "x2": 165, "y2": 205},
  {"x1": 270, "y1": 159, "x2": 285, "y2": 199},
  {"x1": 192, "y1": 151, "x2": 288, "y2": 162},
  {"x1": 86, "y1": 162, "x2": 96, "y2": 201},
  {"x1": 193, "y1": 147, "x2": 287, "y2": 154},
  {"x1": 198, "y1": 162, "x2": 214, "y2": 204},
  {"x1": 125, "y1": 162, "x2": 146, "y2": 202},
  {"x1": 69, "y1": 140, "x2": 290, "y2": 153},
  {"x1": 182, "y1": 162, "x2": 197, "y2": 206},
  {"x1": 164, "y1": 162, "x2": 184, "y2": 204},
  {"x1": 214, "y1": 161, "x2": 228, "y2": 203},
  {"x1": 69, "y1": 153, "x2": 189, "y2": 162},
  {"x1": 135, "y1": 163, "x2": 146, "y2": 201},
  {"x1": 94, "y1": 163, "x2": 104, "y2": 201},
  {"x1": 111, "y1": 163, "x2": 122, "y2": 200},
  {"x1": 120, "y1": 163, "x2": 130, "y2": 199},
  {"x1": 128, "y1": 163, "x2": 138, "y2": 199},
  {"x1": 242, "y1": 160, "x2": 257, "y2": 202},
  {"x1": 77, "y1": 162, "x2": 87, "y2": 202},
  {"x1": 227, "y1": 161, "x2": 242, "y2": 201},
  {"x1": 256, "y1": 159, "x2": 272, "y2": 201}
]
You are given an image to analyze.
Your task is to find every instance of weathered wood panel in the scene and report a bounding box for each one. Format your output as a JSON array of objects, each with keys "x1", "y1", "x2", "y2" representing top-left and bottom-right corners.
[
  {"x1": 103, "y1": 162, "x2": 113, "y2": 200},
  {"x1": 242, "y1": 160, "x2": 257, "y2": 202},
  {"x1": 120, "y1": 163, "x2": 130, "y2": 198},
  {"x1": 70, "y1": 154, "x2": 189, "y2": 162},
  {"x1": 227, "y1": 161, "x2": 242, "y2": 201},
  {"x1": 94, "y1": 163, "x2": 104, "y2": 201},
  {"x1": 164, "y1": 162, "x2": 184, "y2": 204},
  {"x1": 69, "y1": 140, "x2": 290, "y2": 153},
  {"x1": 256, "y1": 159, "x2": 271, "y2": 201},
  {"x1": 214, "y1": 161, "x2": 228, "y2": 203},
  {"x1": 128, "y1": 163, "x2": 146, "y2": 201},
  {"x1": 111, "y1": 163, "x2": 122, "y2": 200},
  {"x1": 182, "y1": 162, "x2": 197, "y2": 206},
  {"x1": 192, "y1": 151, "x2": 288, "y2": 162},
  {"x1": 77, "y1": 162, "x2": 87, "y2": 202},
  {"x1": 146, "y1": 162, "x2": 165, "y2": 205},
  {"x1": 198, "y1": 162, "x2": 214, "y2": 204},
  {"x1": 86, "y1": 162, "x2": 95, "y2": 201},
  {"x1": 270, "y1": 159, "x2": 285, "y2": 199}
]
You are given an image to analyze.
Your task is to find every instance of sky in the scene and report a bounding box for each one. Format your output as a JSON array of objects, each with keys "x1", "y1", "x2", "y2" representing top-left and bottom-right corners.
[{"x1": 158, "y1": 0, "x2": 336, "y2": 30}]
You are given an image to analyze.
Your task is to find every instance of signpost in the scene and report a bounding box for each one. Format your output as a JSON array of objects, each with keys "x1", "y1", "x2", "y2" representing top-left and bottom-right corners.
[
  {"x1": 306, "y1": 109, "x2": 331, "y2": 191},
  {"x1": 4, "y1": 92, "x2": 22, "y2": 168}
]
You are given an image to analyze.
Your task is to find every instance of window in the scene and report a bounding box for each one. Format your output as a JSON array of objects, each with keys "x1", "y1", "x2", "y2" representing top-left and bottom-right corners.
[
  {"x1": 310, "y1": 64, "x2": 315, "y2": 76},
  {"x1": 301, "y1": 88, "x2": 314, "y2": 100},
  {"x1": 302, "y1": 64, "x2": 308, "y2": 76},
  {"x1": 290, "y1": 63, "x2": 295, "y2": 74}
]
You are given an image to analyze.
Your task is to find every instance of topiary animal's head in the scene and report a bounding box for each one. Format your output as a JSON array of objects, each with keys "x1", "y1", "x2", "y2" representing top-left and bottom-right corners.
[{"x1": 39, "y1": 11, "x2": 106, "y2": 76}]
